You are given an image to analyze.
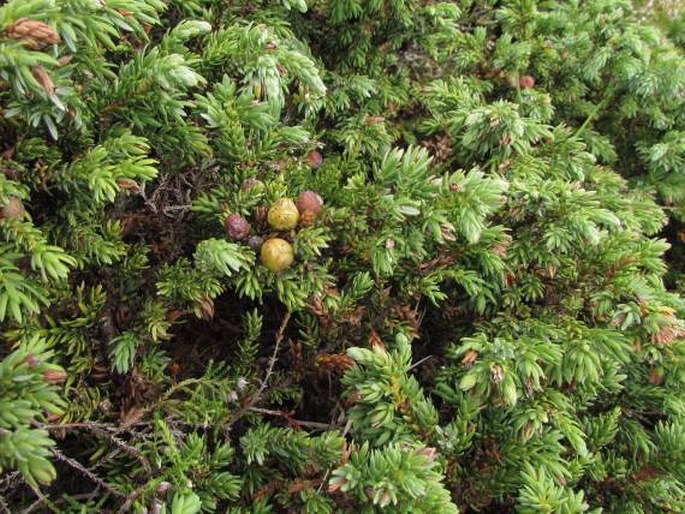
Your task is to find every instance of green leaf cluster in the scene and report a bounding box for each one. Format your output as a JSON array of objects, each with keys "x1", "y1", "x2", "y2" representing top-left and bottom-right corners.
[{"x1": 0, "y1": 0, "x2": 684, "y2": 512}]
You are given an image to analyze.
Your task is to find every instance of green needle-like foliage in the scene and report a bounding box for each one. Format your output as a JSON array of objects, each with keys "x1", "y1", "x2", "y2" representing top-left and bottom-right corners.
[{"x1": 0, "y1": 0, "x2": 683, "y2": 512}]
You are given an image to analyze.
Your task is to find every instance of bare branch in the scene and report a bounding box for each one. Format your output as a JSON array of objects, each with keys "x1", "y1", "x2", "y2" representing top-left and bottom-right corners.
[{"x1": 52, "y1": 449, "x2": 124, "y2": 499}]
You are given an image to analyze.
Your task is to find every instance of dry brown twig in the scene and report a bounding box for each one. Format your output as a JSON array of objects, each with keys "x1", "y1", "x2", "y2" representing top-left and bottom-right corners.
[
  {"x1": 52, "y1": 448, "x2": 124, "y2": 499},
  {"x1": 20, "y1": 482, "x2": 58, "y2": 514},
  {"x1": 40, "y1": 421, "x2": 152, "y2": 475},
  {"x1": 246, "y1": 406, "x2": 333, "y2": 431},
  {"x1": 228, "y1": 311, "x2": 292, "y2": 429},
  {"x1": 254, "y1": 311, "x2": 292, "y2": 403},
  {"x1": 117, "y1": 480, "x2": 151, "y2": 514}
]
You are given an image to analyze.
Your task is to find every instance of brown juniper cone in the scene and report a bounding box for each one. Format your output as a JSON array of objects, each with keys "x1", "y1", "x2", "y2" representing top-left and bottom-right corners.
[
  {"x1": 307, "y1": 150, "x2": 323, "y2": 169},
  {"x1": 0, "y1": 196, "x2": 25, "y2": 219},
  {"x1": 5, "y1": 18, "x2": 61, "y2": 49},
  {"x1": 224, "y1": 213, "x2": 251, "y2": 240},
  {"x1": 519, "y1": 75, "x2": 536, "y2": 89},
  {"x1": 296, "y1": 190, "x2": 324, "y2": 216}
]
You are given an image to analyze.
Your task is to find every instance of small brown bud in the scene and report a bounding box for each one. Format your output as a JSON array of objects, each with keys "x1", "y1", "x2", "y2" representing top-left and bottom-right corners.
[
  {"x1": 490, "y1": 244, "x2": 508, "y2": 258},
  {"x1": 546, "y1": 262, "x2": 557, "y2": 279},
  {"x1": 653, "y1": 326, "x2": 677, "y2": 346},
  {"x1": 368, "y1": 330, "x2": 385, "y2": 350},
  {"x1": 241, "y1": 177, "x2": 264, "y2": 191},
  {"x1": 224, "y1": 214, "x2": 251, "y2": 240},
  {"x1": 24, "y1": 353, "x2": 41, "y2": 368},
  {"x1": 43, "y1": 369, "x2": 67, "y2": 384},
  {"x1": 1, "y1": 168, "x2": 19, "y2": 180},
  {"x1": 99, "y1": 398, "x2": 113, "y2": 413},
  {"x1": 440, "y1": 224, "x2": 456, "y2": 242},
  {"x1": 157, "y1": 481, "x2": 172, "y2": 496},
  {"x1": 345, "y1": 389, "x2": 361, "y2": 407},
  {"x1": 299, "y1": 210, "x2": 317, "y2": 228},
  {"x1": 255, "y1": 205, "x2": 269, "y2": 227},
  {"x1": 151, "y1": 499, "x2": 164, "y2": 514},
  {"x1": 166, "y1": 309, "x2": 184, "y2": 323},
  {"x1": 416, "y1": 447, "x2": 438, "y2": 462},
  {"x1": 491, "y1": 364, "x2": 505, "y2": 384},
  {"x1": 5, "y1": 18, "x2": 61, "y2": 49},
  {"x1": 197, "y1": 297, "x2": 215, "y2": 320},
  {"x1": 328, "y1": 477, "x2": 346, "y2": 493},
  {"x1": 314, "y1": 353, "x2": 355, "y2": 374},
  {"x1": 365, "y1": 115, "x2": 385, "y2": 125},
  {"x1": 31, "y1": 66, "x2": 55, "y2": 94},
  {"x1": 116, "y1": 178, "x2": 140, "y2": 192},
  {"x1": 498, "y1": 160, "x2": 512, "y2": 172},
  {"x1": 45, "y1": 412, "x2": 62, "y2": 422},
  {"x1": 461, "y1": 350, "x2": 478, "y2": 367},
  {"x1": 57, "y1": 55, "x2": 73, "y2": 67},
  {"x1": 247, "y1": 235, "x2": 264, "y2": 252},
  {"x1": 648, "y1": 367, "x2": 664, "y2": 385}
]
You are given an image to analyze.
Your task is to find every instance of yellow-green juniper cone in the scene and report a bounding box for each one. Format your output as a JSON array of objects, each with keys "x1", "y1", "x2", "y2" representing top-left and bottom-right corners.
[
  {"x1": 267, "y1": 198, "x2": 299, "y2": 231},
  {"x1": 260, "y1": 237, "x2": 294, "y2": 271}
]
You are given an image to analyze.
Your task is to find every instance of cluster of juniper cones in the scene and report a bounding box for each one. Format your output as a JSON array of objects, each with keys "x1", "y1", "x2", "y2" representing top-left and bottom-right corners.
[{"x1": 225, "y1": 175, "x2": 324, "y2": 272}]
